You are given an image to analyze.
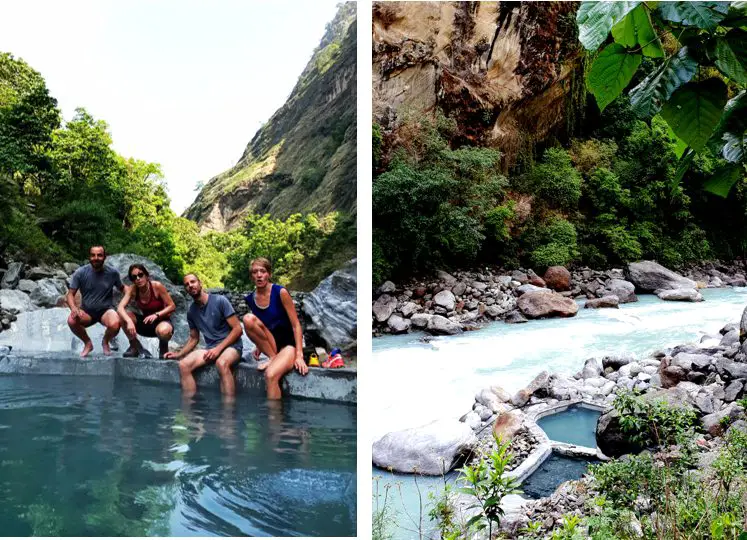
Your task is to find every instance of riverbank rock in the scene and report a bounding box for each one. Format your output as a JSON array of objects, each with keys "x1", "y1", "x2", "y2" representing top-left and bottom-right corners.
[
  {"x1": 627, "y1": 261, "x2": 697, "y2": 292},
  {"x1": 373, "y1": 294, "x2": 397, "y2": 322},
  {"x1": 543, "y1": 266, "x2": 571, "y2": 291},
  {"x1": 1, "y1": 262, "x2": 23, "y2": 290},
  {"x1": 302, "y1": 260, "x2": 357, "y2": 354},
  {"x1": 434, "y1": 290, "x2": 456, "y2": 311},
  {"x1": 603, "y1": 279, "x2": 637, "y2": 303},
  {"x1": 29, "y1": 279, "x2": 67, "y2": 308},
  {"x1": 584, "y1": 296, "x2": 619, "y2": 309},
  {"x1": 372, "y1": 420, "x2": 477, "y2": 475},
  {"x1": 657, "y1": 288, "x2": 703, "y2": 302},
  {"x1": 387, "y1": 314, "x2": 410, "y2": 334},
  {"x1": 517, "y1": 291, "x2": 578, "y2": 319},
  {"x1": 0, "y1": 290, "x2": 35, "y2": 314},
  {"x1": 427, "y1": 315, "x2": 462, "y2": 335}
]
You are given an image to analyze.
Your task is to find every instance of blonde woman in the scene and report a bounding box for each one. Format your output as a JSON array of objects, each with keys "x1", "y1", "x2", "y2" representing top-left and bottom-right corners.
[{"x1": 242, "y1": 258, "x2": 308, "y2": 399}]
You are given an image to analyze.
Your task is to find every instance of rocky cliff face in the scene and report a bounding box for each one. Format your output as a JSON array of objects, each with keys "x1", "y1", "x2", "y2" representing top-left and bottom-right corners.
[
  {"x1": 186, "y1": 3, "x2": 357, "y2": 232},
  {"x1": 373, "y1": 1, "x2": 580, "y2": 167}
]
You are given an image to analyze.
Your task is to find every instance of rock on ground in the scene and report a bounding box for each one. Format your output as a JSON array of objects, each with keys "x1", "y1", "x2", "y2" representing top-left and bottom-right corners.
[
  {"x1": 603, "y1": 279, "x2": 637, "y2": 303},
  {"x1": 627, "y1": 261, "x2": 697, "y2": 292},
  {"x1": 584, "y1": 296, "x2": 619, "y2": 309},
  {"x1": 543, "y1": 266, "x2": 571, "y2": 291},
  {"x1": 427, "y1": 315, "x2": 462, "y2": 335},
  {"x1": 302, "y1": 260, "x2": 357, "y2": 353},
  {"x1": 517, "y1": 291, "x2": 578, "y2": 319},
  {"x1": 372, "y1": 420, "x2": 477, "y2": 475},
  {"x1": 657, "y1": 288, "x2": 703, "y2": 302}
]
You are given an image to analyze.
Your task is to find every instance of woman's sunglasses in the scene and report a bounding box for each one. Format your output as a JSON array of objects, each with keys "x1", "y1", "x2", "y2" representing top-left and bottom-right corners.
[{"x1": 130, "y1": 273, "x2": 146, "y2": 281}]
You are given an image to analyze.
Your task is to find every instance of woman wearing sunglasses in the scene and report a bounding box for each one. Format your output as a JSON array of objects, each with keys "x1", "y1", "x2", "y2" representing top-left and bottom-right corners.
[{"x1": 117, "y1": 263, "x2": 176, "y2": 358}]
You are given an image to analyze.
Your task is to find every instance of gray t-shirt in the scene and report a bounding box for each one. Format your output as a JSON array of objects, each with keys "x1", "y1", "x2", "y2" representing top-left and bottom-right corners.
[
  {"x1": 187, "y1": 294, "x2": 242, "y2": 352},
  {"x1": 69, "y1": 264, "x2": 123, "y2": 313}
]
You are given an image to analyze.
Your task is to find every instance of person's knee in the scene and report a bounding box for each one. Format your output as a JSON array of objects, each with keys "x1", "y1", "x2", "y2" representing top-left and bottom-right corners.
[
  {"x1": 265, "y1": 368, "x2": 281, "y2": 384},
  {"x1": 243, "y1": 314, "x2": 260, "y2": 331},
  {"x1": 106, "y1": 318, "x2": 120, "y2": 331},
  {"x1": 216, "y1": 357, "x2": 233, "y2": 375},
  {"x1": 178, "y1": 360, "x2": 192, "y2": 376},
  {"x1": 156, "y1": 324, "x2": 173, "y2": 339},
  {"x1": 67, "y1": 314, "x2": 78, "y2": 327}
]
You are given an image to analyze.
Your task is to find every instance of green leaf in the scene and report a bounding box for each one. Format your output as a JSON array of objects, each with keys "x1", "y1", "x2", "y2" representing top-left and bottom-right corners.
[
  {"x1": 703, "y1": 164, "x2": 743, "y2": 196},
  {"x1": 672, "y1": 148, "x2": 696, "y2": 189},
  {"x1": 658, "y1": 114, "x2": 689, "y2": 157},
  {"x1": 629, "y1": 47, "x2": 698, "y2": 117},
  {"x1": 658, "y1": 2, "x2": 730, "y2": 30},
  {"x1": 587, "y1": 44, "x2": 642, "y2": 111},
  {"x1": 612, "y1": 5, "x2": 665, "y2": 57},
  {"x1": 714, "y1": 29, "x2": 747, "y2": 83},
  {"x1": 660, "y1": 79, "x2": 728, "y2": 151},
  {"x1": 577, "y1": 1, "x2": 641, "y2": 51},
  {"x1": 466, "y1": 515, "x2": 484, "y2": 528}
]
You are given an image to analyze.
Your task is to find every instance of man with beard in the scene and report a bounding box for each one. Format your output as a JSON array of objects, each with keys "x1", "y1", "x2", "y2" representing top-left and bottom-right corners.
[
  {"x1": 164, "y1": 273, "x2": 243, "y2": 398},
  {"x1": 66, "y1": 245, "x2": 124, "y2": 357}
]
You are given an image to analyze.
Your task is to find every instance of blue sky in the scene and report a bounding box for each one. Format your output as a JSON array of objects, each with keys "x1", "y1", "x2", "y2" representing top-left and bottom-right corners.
[{"x1": 0, "y1": 0, "x2": 342, "y2": 213}]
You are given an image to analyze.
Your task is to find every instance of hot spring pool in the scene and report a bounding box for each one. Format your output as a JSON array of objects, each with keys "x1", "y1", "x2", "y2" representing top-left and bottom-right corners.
[
  {"x1": 536, "y1": 406, "x2": 601, "y2": 448},
  {"x1": 0, "y1": 375, "x2": 356, "y2": 536}
]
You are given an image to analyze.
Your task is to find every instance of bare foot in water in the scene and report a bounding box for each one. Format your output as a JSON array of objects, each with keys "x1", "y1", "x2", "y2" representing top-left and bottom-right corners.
[
  {"x1": 257, "y1": 360, "x2": 270, "y2": 371},
  {"x1": 102, "y1": 339, "x2": 112, "y2": 356},
  {"x1": 80, "y1": 341, "x2": 94, "y2": 358}
]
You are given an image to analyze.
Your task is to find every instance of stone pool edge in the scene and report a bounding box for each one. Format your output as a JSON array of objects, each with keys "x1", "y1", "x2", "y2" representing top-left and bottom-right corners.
[{"x1": 0, "y1": 352, "x2": 356, "y2": 404}]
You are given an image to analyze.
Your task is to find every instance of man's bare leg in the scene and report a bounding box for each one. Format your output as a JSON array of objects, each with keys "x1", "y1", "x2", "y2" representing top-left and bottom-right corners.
[
  {"x1": 67, "y1": 310, "x2": 94, "y2": 357},
  {"x1": 216, "y1": 347, "x2": 241, "y2": 398},
  {"x1": 100, "y1": 310, "x2": 121, "y2": 356},
  {"x1": 178, "y1": 350, "x2": 208, "y2": 397},
  {"x1": 263, "y1": 346, "x2": 296, "y2": 400}
]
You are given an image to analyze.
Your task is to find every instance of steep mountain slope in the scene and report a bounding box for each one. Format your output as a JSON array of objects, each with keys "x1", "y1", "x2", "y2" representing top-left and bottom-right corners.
[
  {"x1": 185, "y1": 3, "x2": 357, "y2": 232},
  {"x1": 373, "y1": 1, "x2": 580, "y2": 167}
]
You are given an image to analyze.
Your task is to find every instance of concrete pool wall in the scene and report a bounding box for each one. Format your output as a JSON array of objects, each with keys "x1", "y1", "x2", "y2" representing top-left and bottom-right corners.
[{"x1": 0, "y1": 350, "x2": 356, "y2": 404}]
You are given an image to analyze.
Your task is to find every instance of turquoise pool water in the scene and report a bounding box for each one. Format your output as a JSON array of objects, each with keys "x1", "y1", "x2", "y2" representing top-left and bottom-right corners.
[
  {"x1": 0, "y1": 375, "x2": 356, "y2": 536},
  {"x1": 537, "y1": 406, "x2": 601, "y2": 448},
  {"x1": 521, "y1": 454, "x2": 597, "y2": 499}
]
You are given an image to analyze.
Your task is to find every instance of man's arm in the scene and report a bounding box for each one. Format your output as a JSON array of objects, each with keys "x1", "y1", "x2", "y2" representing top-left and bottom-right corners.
[
  {"x1": 204, "y1": 314, "x2": 242, "y2": 362},
  {"x1": 164, "y1": 328, "x2": 200, "y2": 360},
  {"x1": 66, "y1": 288, "x2": 80, "y2": 319}
]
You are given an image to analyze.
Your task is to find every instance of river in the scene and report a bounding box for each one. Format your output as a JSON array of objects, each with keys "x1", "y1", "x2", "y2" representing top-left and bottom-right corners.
[{"x1": 372, "y1": 288, "x2": 747, "y2": 539}]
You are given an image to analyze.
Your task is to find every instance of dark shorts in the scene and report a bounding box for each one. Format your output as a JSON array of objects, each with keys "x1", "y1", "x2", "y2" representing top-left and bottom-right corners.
[
  {"x1": 135, "y1": 314, "x2": 172, "y2": 338},
  {"x1": 271, "y1": 325, "x2": 295, "y2": 351},
  {"x1": 82, "y1": 306, "x2": 115, "y2": 325}
]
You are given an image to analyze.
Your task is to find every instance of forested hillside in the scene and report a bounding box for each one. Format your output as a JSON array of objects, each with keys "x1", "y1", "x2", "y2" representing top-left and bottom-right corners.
[{"x1": 372, "y1": 1, "x2": 747, "y2": 284}]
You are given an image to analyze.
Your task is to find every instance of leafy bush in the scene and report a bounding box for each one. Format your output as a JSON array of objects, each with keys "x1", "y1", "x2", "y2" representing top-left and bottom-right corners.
[{"x1": 529, "y1": 148, "x2": 582, "y2": 210}]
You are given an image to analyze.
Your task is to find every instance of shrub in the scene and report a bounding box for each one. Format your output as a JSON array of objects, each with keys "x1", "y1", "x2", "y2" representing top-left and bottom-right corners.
[{"x1": 529, "y1": 147, "x2": 582, "y2": 210}]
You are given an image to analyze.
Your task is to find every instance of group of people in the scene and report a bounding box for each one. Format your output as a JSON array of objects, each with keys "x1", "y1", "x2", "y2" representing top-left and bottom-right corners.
[{"x1": 66, "y1": 245, "x2": 307, "y2": 399}]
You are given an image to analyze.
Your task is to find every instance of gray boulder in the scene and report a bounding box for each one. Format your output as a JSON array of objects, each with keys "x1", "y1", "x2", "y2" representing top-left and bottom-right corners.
[
  {"x1": 427, "y1": 315, "x2": 462, "y2": 335},
  {"x1": 0, "y1": 289, "x2": 35, "y2": 314},
  {"x1": 29, "y1": 278, "x2": 67, "y2": 308},
  {"x1": 1, "y1": 262, "x2": 23, "y2": 289},
  {"x1": 410, "y1": 313, "x2": 433, "y2": 328},
  {"x1": 504, "y1": 310, "x2": 528, "y2": 324},
  {"x1": 17, "y1": 279, "x2": 36, "y2": 293},
  {"x1": 372, "y1": 420, "x2": 477, "y2": 475},
  {"x1": 400, "y1": 302, "x2": 420, "y2": 318},
  {"x1": 434, "y1": 290, "x2": 456, "y2": 311},
  {"x1": 26, "y1": 265, "x2": 58, "y2": 280},
  {"x1": 302, "y1": 261, "x2": 357, "y2": 353},
  {"x1": 603, "y1": 279, "x2": 638, "y2": 303},
  {"x1": 63, "y1": 262, "x2": 80, "y2": 275},
  {"x1": 627, "y1": 261, "x2": 697, "y2": 292},
  {"x1": 516, "y1": 284, "x2": 550, "y2": 296},
  {"x1": 582, "y1": 357, "x2": 603, "y2": 378},
  {"x1": 517, "y1": 291, "x2": 578, "y2": 319},
  {"x1": 378, "y1": 281, "x2": 396, "y2": 294},
  {"x1": 387, "y1": 314, "x2": 410, "y2": 334},
  {"x1": 741, "y1": 305, "x2": 747, "y2": 340},
  {"x1": 436, "y1": 270, "x2": 457, "y2": 286},
  {"x1": 451, "y1": 282, "x2": 467, "y2": 297},
  {"x1": 657, "y1": 288, "x2": 703, "y2": 302},
  {"x1": 585, "y1": 295, "x2": 619, "y2": 309},
  {"x1": 373, "y1": 294, "x2": 397, "y2": 323}
]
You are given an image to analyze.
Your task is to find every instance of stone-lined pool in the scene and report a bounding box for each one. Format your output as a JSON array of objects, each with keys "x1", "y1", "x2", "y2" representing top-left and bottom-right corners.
[{"x1": 0, "y1": 375, "x2": 356, "y2": 536}]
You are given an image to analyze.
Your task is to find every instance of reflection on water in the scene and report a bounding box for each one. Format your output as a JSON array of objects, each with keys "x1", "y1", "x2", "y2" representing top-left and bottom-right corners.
[{"x1": 0, "y1": 375, "x2": 356, "y2": 536}]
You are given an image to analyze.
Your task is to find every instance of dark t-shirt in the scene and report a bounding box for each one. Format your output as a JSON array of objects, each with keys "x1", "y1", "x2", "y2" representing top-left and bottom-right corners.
[
  {"x1": 69, "y1": 264, "x2": 123, "y2": 313},
  {"x1": 187, "y1": 294, "x2": 242, "y2": 352}
]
